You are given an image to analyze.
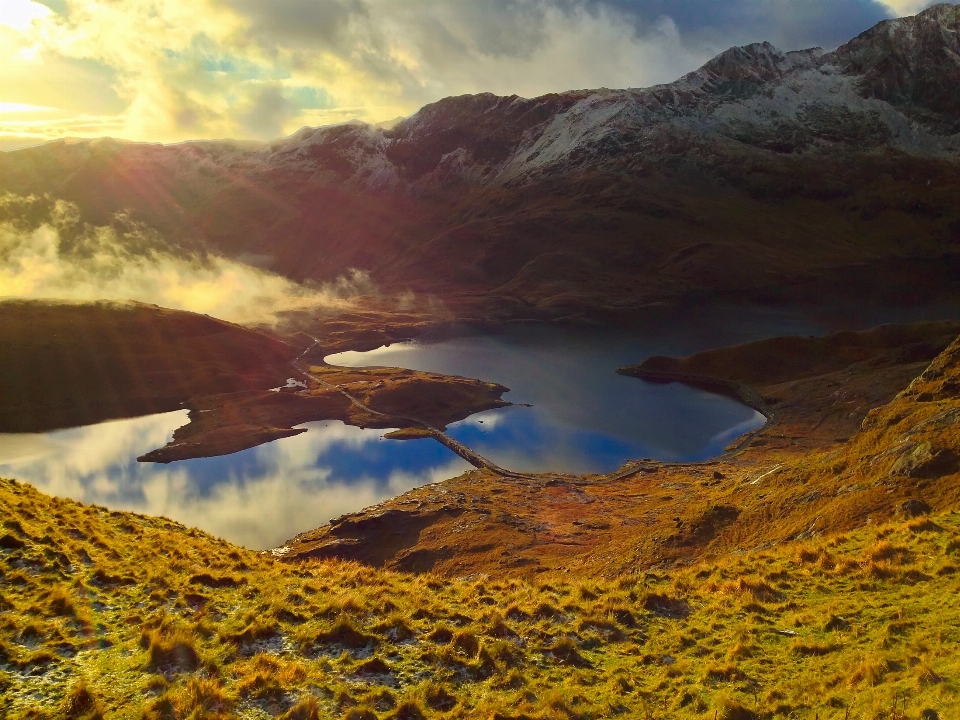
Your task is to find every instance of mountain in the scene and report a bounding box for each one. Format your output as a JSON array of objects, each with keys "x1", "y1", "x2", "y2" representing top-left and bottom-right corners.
[{"x1": 3, "y1": 4, "x2": 960, "y2": 319}]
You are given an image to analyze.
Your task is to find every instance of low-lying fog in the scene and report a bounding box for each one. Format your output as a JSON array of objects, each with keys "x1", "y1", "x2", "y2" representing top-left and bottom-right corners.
[{"x1": 0, "y1": 194, "x2": 371, "y2": 325}]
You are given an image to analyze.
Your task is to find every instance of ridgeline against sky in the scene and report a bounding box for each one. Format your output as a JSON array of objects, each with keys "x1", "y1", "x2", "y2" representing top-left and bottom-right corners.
[{"x1": 0, "y1": 0, "x2": 941, "y2": 149}]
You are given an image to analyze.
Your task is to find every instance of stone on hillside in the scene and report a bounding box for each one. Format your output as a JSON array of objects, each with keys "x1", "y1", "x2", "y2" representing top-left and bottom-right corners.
[
  {"x1": 897, "y1": 498, "x2": 932, "y2": 517},
  {"x1": 890, "y1": 442, "x2": 959, "y2": 479}
]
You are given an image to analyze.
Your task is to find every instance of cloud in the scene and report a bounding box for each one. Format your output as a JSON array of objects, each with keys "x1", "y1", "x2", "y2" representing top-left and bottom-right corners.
[
  {"x1": 224, "y1": 0, "x2": 369, "y2": 48},
  {"x1": 0, "y1": 0, "x2": 52, "y2": 31},
  {"x1": 242, "y1": 84, "x2": 295, "y2": 137},
  {"x1": 381, "y1": 3, "x2": 703, "y2": 100},
  {"x1": 0, "y1": 195, "x2": 374, "y2": 325},
  {"x1": 0, "y1": 0, "x2": 924, "y2": 145}
]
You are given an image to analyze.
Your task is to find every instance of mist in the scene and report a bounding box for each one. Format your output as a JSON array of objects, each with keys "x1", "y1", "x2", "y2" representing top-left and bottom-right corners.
[{"x1": 0, "y1": 195, "x2": 374, "y2": 325}]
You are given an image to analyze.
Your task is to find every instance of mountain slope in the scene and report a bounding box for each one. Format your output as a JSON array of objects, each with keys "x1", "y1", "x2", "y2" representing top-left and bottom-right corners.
[{"x1": 2, "y1": 5, "x2": 960, "y2": 318}]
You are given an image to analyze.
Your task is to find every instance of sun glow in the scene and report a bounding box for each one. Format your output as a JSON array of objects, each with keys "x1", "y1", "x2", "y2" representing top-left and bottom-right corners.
[{"x1": 0, "y1": 0, "x2": 51, "y2": 31}]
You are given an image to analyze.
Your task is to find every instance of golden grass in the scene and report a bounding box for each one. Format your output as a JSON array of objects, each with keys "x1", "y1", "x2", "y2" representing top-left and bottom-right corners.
[{"x1": 1, "y1": 475, "x2": 957, "y2": 719}]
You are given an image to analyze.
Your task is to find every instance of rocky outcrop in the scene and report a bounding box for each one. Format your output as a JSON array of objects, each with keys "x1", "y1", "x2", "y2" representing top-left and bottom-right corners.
[
  {"x1": 280, "y1": 505, "x2": 467, "y2": 568},
  {"x1": 832, "y1": 3, "x2": 960, "y2": 134}
]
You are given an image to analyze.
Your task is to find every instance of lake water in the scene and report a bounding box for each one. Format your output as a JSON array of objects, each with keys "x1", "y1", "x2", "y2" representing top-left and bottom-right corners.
[
  {"x1": 328, "y1": 323, "x2": 768, "y2": 473},
  {"x1": 6, "y1": 307, "x2": 938, "y2": 549},
  {"x1": 0, "y1": 412, "x2": 470, "y2": 549}
]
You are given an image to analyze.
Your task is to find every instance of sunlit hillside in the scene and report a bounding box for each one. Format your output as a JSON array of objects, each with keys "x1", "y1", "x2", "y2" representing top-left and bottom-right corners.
[{"x1": 2, "y1": 477, "x2": 958, "y2": 720}]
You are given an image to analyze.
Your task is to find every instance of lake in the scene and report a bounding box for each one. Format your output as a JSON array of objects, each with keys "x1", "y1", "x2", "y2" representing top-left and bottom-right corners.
[
  {"x1": 328, "y1": 322, "x2": 769, "y2": 474},
  {"x1": 0, "y1": 412, "x2": 471, "y2": 550}
]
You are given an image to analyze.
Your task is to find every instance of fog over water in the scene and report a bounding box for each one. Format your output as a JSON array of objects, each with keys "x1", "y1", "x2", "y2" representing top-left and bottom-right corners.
[{"x1": 0, "y1": 196, "x2": 373, "y2": 325}]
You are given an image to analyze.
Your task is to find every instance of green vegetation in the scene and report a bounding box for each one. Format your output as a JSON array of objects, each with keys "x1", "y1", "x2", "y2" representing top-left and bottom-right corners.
[{"x1": 1, "y1": 476, "x2": 957, "y2": 719}]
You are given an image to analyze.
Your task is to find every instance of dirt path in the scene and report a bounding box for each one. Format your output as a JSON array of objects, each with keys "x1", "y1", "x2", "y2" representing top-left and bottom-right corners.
[{"x1": 293, "y1": 336, "x2": 533, "y2": 478}]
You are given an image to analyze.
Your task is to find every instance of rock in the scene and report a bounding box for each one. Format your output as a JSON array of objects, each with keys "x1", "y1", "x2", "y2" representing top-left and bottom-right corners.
[
  {"x1": 292, "y1": 538, "x2": 364, "y2": 561},
  {"x1": 890, "y1": 442, "x2": 960, "y2": 479},
  {"x1": 897, "y1": 499, "x2": 932, "y2": 517},
  {"x1": 329, "y1": 507, "x2": 463, "y2": 538}
]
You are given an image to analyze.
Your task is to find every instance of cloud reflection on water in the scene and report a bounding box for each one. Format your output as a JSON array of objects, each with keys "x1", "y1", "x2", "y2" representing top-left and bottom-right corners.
[
  {"x1": 328, "y1": 324, "x2": 769, "y2": 469},
  {"x1": 0, "y1": 412, "x2": 470, "y2": 550}
]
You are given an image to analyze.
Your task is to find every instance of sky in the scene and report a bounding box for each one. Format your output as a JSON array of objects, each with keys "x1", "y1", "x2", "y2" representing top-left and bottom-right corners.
[{"x1": 0, "y1": 0, "x2": 942, "y2": 149}]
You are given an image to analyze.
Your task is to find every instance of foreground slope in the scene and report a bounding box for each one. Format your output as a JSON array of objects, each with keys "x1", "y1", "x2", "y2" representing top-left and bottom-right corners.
[
  {"x1": 2, "y1": 481, "x2": 958, "y2": 719},
  {"x1": 3, "y1": 6, "x2": 960, "y2": 317}
]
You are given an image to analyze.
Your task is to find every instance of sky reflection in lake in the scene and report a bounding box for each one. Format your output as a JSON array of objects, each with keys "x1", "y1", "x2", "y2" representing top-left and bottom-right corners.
[
  {"x1": 0, "y1": 412, "x2": 469, "y2": 549},
  {"x1": 328, "y1": 323, "x2": 768, "y2": 473}
]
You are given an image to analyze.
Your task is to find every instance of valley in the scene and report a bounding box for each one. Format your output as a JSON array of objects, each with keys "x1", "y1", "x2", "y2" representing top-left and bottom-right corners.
[
  {"x1": 1, "y1": 4, "x2": 959, "y2": 719},
  {"x1": 278, "y1": 320, "x2": 960, "y2": 577}
]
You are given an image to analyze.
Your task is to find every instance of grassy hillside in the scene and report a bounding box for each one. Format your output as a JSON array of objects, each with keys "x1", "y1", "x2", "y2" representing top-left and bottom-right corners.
[{"x1": 2, "y1": 476, "x2": 958, "y2": 719}]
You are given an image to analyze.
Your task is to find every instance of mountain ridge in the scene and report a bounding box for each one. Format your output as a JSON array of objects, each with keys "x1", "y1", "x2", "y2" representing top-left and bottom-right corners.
[{"x1": 2, "y1": 4, "x2": 960, "y2": 319}]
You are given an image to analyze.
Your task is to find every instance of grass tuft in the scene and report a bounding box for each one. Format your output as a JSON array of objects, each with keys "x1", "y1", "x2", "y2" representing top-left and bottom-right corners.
[
  {"x1": 143, "y1": 627, "x2": 200, "y2": 672},
  {"x1": 61, "y1": 681, "x2": 103, "y2": 720}
]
